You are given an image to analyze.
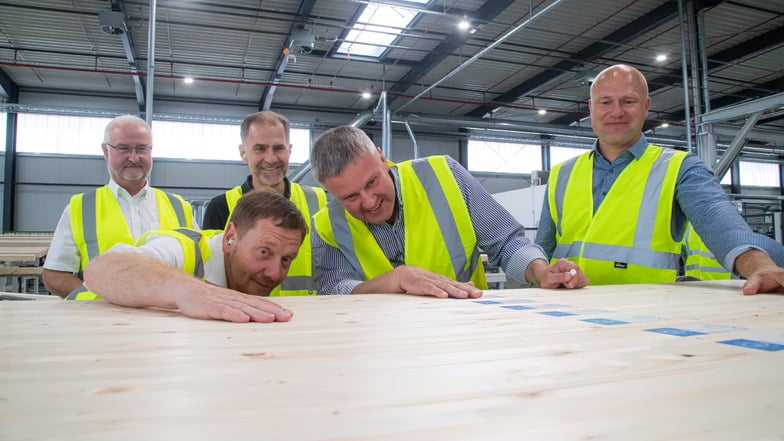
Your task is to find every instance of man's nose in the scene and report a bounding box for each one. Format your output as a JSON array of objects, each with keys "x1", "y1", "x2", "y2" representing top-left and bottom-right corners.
[
  {"x1": 263, "y1": 148, "x2": 277, "y2": 162},
  {"x1": 609, "y1": 101, "x2": 623, "y2": 115},
  {"x1": 263, "y1": 261, "x2": 286, "y2": 283},
  {"x1": 359, "y1": 191, "x2": 375, "y2": 208}
]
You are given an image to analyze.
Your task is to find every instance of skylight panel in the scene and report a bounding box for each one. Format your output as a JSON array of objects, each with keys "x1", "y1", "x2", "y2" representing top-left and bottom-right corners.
[{"x1": 338, "y1": 1, "x2": 428, "y2": 58}]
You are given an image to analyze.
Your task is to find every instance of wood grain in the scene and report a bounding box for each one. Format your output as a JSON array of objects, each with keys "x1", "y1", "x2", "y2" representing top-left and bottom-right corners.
[{"x1": 1, "y1": 280, "x2": 782, "y2": 440}]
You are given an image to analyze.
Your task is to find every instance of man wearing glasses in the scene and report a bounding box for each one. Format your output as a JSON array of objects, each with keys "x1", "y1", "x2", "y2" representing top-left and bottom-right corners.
[{"x1": 43, "y1": 115, "x2": 196, "y2": 298}]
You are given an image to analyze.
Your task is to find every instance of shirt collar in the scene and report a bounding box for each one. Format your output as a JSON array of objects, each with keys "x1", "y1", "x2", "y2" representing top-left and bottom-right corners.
[
  {"x1": 590, "y1": 133, "x2": 648, "y2": 161},
  {"x1": 107, "y1": 178, "x2": 150, "y2": 198}
]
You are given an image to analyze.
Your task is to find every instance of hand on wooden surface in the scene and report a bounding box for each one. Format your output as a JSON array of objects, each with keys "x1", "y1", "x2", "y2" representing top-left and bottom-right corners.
[
  {"x1": 175, "y1": 287, "x2": 294, "y2": 323},
  {"x1": 394, "y1": 266, "x2": 483, "y2": 298},
  {"x1": 526, "y1": 258, "x2": 589, "y2": 289}
]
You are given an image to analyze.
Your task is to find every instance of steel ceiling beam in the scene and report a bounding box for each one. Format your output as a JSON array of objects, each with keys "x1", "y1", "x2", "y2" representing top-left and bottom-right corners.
[
  {"x1": 259, "y1": 0, "x2": 318, "y2": 111},
  {"x1": 116, "y1": 0, "x2": 146, "y2": 111},
  {"x1": 466, "y1": 1, "x2": 684, "y2": 118},
  {"x1": 663, "y1": 74, "x2": 784, "y2": 123},
  {"x1": 387, "y1": 0, "x2": 516, "y2": 103},
  {"x1": 548, "y1": 17, "x2": 780, "y2": 127}
]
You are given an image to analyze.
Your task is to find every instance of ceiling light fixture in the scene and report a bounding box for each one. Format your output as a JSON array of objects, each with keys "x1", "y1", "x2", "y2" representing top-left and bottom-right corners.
[
  {"x1": 538, "y1": 109, "x2": 547, "y2": 115},
  {"x1": 660, "y1": 122, "x2": 669, "y2": 128},
  {"x1": 362, "y1": 92, "x2": 372, "y2": 99},
  {"x1": 458, "y1": 20, "x2": 471, "y2": 30},
  {"x1": 183, "y1": 77, "x2": 194, "y2": 84},
  {"x1": 656, "y1": 54, "x2": 667, "y2": 62}
]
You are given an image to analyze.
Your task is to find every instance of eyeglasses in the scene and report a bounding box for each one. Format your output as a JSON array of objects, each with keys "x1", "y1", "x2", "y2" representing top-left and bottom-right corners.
[{"x1": 106, "y1": 143, "x2": 152, "y2": 155}]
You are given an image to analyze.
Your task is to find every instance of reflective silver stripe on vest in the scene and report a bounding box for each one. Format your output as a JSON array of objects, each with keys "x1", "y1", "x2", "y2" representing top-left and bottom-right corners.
[
  {"x1": 164, "y1": 192, "x2": 187, "y2": 226},
  {"x1": 685, "y1": 263, "x2": 727, "y2": 273},
  {"x1": 553, "y1": 158, "x2": 577, "y2": 237},
  {"x1": 65, "y1": 284, "x2": 89, "y2": 300},
  {"x1": 81, "y1": 191, "x2": 100, "y2": 261},
  {"x1": 690, "y1": 250, "x2": 718, "y2": 258},
  {"x1": 280, "y1": 275, "x2": 312, "y2": 291},
  {"x1": 300, "y1": 185, "x2": 319, "y2": 219},
  {"x1": 555, "y1": 240, "x2": 677, "y2": 269},
  {"x1": 553, "y1": 241, "x2": 580, "y2": 260},
  {"x1": 175, "y1": 228, "x2": 205, "y2": 279},
  {"x1": 553, "y1": 148, "x2": 681, "y2": 271},
  {"x1": 634, "y1": 148, "x2": 678, "y2": 249},
  {"x1": 409, "y1": 159, "x2": 477, "y2": 283},
  {"x1": 281, "y1": 185, "x2": 319, "y2": 292},
  {"x1": 582, "y1": 242, "x2": 678, "y2": 270},
  {"x1": 327, "y1": 199, "x2": 366, "y2": 280}
]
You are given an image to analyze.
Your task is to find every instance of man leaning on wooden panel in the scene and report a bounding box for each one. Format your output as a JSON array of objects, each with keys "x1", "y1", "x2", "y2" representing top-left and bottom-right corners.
[
  {"x1": 535, "y1": 64, "x2": 784, "y2": 294},
  {"x1": 81, "y1": 191, "x2": 305, "y2": 323}
]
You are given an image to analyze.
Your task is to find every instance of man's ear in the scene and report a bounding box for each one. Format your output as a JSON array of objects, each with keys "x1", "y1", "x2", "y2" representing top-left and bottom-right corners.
[
  {"x1": 376, "y1": 147, "x2": 388, "y2": 164},
  {"x1": 223, "y1": 223, "x2": 238, "y2": 253},
  {"x1": 239, "y1": 144, "x2": 248, "y2": 163}
]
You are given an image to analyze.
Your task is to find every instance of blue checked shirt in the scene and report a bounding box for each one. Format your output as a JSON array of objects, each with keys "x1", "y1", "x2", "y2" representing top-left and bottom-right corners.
[
  {"x1": 313, "y1": 156, "x2": 548, "y2": 294},
  {"x1": 535, "y1": 134, "x2": 784, "y2": 274}
]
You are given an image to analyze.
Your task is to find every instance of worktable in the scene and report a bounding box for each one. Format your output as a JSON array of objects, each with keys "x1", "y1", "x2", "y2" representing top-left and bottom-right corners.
[{"x1": 1, "y1": 280, "x2": 782, "y2": 440}]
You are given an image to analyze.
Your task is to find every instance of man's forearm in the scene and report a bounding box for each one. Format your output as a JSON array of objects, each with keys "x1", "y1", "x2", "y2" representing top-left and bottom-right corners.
[
  {"x1": 41, "y1": 269, "x2": 83, "y2": 298},
  {"x1": 83, "y1": 252, "x2": 189, "y2": 308}
]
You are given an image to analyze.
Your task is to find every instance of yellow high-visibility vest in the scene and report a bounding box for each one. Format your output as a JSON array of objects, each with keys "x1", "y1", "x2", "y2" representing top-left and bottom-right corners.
[
  {"x1": 70, "y1": 186, "x2": 193, "y2": 271},
  {"x1": 313, "y1": 155, "x2": 487, "y2": 290},
  {"x1": 548, "y1": 145, "x2": 687, "y2": 285},
  {"x1": 223, "y1": 183, "x2": 327, "y2": 296},
  {"x1": 683, "y1": 225, "x2": 732, "y2": 280}
]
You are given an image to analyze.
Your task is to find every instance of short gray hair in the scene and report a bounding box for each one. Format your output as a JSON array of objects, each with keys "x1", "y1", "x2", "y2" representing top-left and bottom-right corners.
[
  {"x1": 311, "y1": 126, "x2": 377, "y2": 182},
  {"x1": 103, "y1": 115, "x2": 149, "y2": 143}
]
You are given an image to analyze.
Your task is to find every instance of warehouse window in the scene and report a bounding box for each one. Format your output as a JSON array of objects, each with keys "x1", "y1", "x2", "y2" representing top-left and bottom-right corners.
[
  {"x1": 468, "y1": 140, "x2": 541, "y2": 174},
  {"x1": 337, "y1": 0, "x2": 429, "y2": 58},
  {"x1": 17, "y1": 114, "x2": 110, "y2": 155},
  {"x1": 739, "y1": 161, "x2": 779, "y2": 187},
  {"x1": 14, "y1": 114, "x2": 310, "y2": 163},
  {"x1": 550, "y1": 146, "x2": 587, "y2": 166},
  {"x1": 720, "y1": 169, "x2": 731, "y2": 186}
]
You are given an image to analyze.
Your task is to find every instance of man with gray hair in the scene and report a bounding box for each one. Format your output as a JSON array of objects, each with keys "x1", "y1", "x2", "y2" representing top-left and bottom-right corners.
[
  {"x1": 310, "y1": 125, "x2": 588, "y2": 298},
  {"x1": 43, "y1": 115, "x2": 196, "y2": 298}
]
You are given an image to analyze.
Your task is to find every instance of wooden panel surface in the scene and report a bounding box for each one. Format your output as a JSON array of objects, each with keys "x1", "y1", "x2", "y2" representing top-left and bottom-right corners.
[{"x1": 1, "y1": 281, "x2": 783, "y2": 440}]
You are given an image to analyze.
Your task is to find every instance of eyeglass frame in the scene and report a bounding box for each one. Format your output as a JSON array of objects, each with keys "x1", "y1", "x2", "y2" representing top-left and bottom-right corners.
[{"x1": 105, "y1": 143, "x2": 153, "y2": 156}]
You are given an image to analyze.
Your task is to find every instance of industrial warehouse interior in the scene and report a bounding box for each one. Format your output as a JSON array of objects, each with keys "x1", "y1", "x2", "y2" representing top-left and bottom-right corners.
[{"x1": 0, "y1": 0, "x2": 783, "y2": 439}]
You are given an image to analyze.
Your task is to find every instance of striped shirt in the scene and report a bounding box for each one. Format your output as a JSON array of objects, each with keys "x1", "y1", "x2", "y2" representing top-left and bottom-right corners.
[{"x1": 313, "y1": 156, "x2": 547, "y2": 294}]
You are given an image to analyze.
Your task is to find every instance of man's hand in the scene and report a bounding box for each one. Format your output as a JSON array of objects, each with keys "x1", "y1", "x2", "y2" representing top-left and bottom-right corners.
[
  {"x1": 393, "y1": 266, "x2": 483, "y2": 298},
  {"x1": 734, "y1": 249, "x2": 784, "y2": 295},
  {"x1": 352, "y1": 265, "x2": 483, "y2": 298},
  {"x1": 526, "y1": 258, "x2": 588, "y2": 289},
  {"x1": 176, "y1": 287, "x2": 294, "y2": 323},
  {"x1": 742, "y1": 268, "x2": 784, "y2": 295}
]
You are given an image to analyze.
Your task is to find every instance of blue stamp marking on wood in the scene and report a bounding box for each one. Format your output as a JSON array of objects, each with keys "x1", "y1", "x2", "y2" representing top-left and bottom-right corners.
[
  {"x1": 474, "y1": 300, "x2": 503, "y2": 304},
  {"x1": 501, "y1": 305, "x2": 535, "y2": 311},
  {"x1": 538, "y1": 311, "x2": 576, "y2": 317},
  {"x1": 582, "y1": 318, "x2": 630, "y2": 326},
  {"x1": 718, "y1": 339, "x2": 784, "y2": 351},
  {"x1": 645, "y1": 327, "x2": 707, "y2": 337}
]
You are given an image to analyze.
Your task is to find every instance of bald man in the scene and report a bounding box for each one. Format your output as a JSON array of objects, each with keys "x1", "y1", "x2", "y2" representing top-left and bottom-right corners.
[{"x1": 535, "y1": 64, "x2": 784, "y2": 294}]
